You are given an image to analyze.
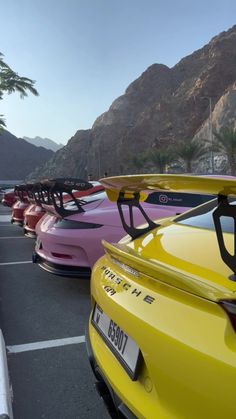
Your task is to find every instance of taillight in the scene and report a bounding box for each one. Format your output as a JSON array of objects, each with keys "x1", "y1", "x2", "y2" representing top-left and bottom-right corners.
[
  {"x1": 51, "y1": 252, "x2": 72, "y2": 259},
  {"x1": 219, "y1": 300, "x2": 236, "y2": 332},
  {"x1": 54, "y1": 219, "x2": 103, "y2": 229}
]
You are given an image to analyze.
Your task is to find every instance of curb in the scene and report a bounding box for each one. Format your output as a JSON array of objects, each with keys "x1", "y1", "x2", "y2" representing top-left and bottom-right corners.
[{"x1": 0, "y1": 331, "x2": 13, "y2": 418}]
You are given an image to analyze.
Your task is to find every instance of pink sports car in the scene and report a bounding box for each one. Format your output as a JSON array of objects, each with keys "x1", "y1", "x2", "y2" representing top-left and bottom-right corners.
[
  {"x1": 33, "y1": 178, "x2": 215, "y2": 277},
  {"x1": 24, "y1": 180, "x2": 103, "y2": 238}
]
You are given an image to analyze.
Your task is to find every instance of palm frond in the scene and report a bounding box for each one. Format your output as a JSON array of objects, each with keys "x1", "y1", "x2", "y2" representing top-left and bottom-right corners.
[
  {"x1": 174, "y1": 138, "x2": 207, "y2": 172},
  {"x1": 213, "y1": 127, "x2": 236, "y2": 175},
  {"x1": 0, "y1": 114, "x2": 6, "y2": 132},
  {"x1": 0, "y1": 52, "x2": 39, "y2": 128},
  {"x1": 213, "y1": 128, "x2": 236, "y2": 154},
  {"x1": 0, "y1": 65, "x2": 39, "y2": 97},
  {"x1": 0, "y1": 52, "x2": 11, "y2": 70},
  {"x1": 149, "y1": 149, "x2": 175, "y2": 173}
]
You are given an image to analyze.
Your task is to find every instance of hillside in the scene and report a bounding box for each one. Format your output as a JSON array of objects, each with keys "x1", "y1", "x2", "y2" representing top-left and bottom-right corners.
[
  {"x1": 28, "y1": 24, "x2": 236, "y2": 180},
  {"x1": 0, "y1": 130, "x2": 54, "y2": 179}
]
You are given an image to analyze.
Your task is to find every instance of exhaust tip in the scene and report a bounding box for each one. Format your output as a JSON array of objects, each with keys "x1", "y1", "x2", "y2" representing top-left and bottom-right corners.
[
  {"x1": 32, "y1": 252, "x2": 38, "y2": 263},
  {"x1": 94, "y1": 381, "x2": 119, "y2": 417}
]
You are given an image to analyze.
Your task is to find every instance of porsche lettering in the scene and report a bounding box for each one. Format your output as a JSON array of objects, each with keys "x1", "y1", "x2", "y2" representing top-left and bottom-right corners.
[
  {"x1": 101, "y1": 266, "x2": 155, "y2": 304},
  {"x1": 104, "y1": 285, "x2": 116, "y2": 296}
]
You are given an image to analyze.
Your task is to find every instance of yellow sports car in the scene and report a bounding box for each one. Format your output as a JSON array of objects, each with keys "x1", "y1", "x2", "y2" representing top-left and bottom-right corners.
[{"x1": 86, "y1": 175, "x2": 236, "y2": 419}]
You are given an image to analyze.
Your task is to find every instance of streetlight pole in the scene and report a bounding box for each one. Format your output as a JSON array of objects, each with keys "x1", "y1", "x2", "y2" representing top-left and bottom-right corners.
[
  {"x1": 201, "y1": 96, "x2": 214, "y2": 173},
  {"x1": 97, "y1": 145, "x2": 101, "y2": 178},
  {"x1": 208, "y1": 97, "x2": 214, "y2": 174}
]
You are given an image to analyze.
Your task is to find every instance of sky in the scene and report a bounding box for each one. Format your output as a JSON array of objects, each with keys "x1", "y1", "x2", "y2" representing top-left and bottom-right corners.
[{"x1": 1, "y1": 0, "x2": 236, "y2": 145}]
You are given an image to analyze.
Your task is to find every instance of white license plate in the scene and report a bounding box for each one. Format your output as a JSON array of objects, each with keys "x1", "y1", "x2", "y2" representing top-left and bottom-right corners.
[{"x1": 92, "y1": 304, "x2": 141, "y2": 380}]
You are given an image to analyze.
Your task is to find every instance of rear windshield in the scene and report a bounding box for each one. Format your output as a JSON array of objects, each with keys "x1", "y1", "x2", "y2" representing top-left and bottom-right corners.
[
  {"x1": 146, "y1": 191, "x2": 215, "y2": 207},
  {"x1": 176, "y1": 198, "x2": 236, "y2": 233}
]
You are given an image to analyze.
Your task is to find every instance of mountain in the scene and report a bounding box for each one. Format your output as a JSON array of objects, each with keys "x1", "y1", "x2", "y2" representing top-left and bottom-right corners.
[
  {"x1": 28, "y1": 24, "x2": 236, "y2": 180},
  {"x1": 23, "y1": 136, "x2": 63, "y2": 152},
  {"x1": 0, "y1": 130, "x2": 54, "y2": 179},
  {"x1": 194, "y1": 82, "x2": 236, "y2": 139}
]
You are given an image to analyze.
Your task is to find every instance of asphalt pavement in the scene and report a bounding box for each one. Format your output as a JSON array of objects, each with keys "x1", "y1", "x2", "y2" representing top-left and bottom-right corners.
[{"x1": 0, "y1": 204, "x2": 109, "y2": 419}]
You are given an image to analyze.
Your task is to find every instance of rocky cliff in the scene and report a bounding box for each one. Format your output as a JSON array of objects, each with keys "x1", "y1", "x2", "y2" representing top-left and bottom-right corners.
[{"x1": 29, "y1": 24, "x2": 236, "y2": 180}]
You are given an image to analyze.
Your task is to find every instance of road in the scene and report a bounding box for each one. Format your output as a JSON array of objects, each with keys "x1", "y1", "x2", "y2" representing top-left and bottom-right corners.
[{"x1": 0, "y1": 204, "x2": 109, "y2": 419}]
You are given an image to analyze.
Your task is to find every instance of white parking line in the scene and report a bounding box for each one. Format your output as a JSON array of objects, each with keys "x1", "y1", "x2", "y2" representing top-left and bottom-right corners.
[
  {"x1": 7, "y1": 335, "x2": 86, "y2": 354},
  {"x1": 0, "y1": 237, "x2": 27, "y2": 240},
  {"x1": 0, "y1": 261, "x2": 32, "y2": 266},
  {"x1": 0, "y1": 216, "x2": 11, "y2": 222}
]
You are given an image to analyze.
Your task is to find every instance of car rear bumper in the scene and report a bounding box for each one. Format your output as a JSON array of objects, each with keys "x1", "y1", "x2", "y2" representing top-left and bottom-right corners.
[
  {"x1": 24, "y1": 226, "x2": 36, "y2": 238},
  {"x1": 86, "y1": 326, "x2": 137, "y2": 419},
  {"x1": 32, "y1": 252, "x2": 91, "y2": 278},
  {"x1": 2, "y1": 201, "x2": 11, "y2": 207},
  {"x1": 11, "y1": 217, "x2": 23, "y2": 226}
]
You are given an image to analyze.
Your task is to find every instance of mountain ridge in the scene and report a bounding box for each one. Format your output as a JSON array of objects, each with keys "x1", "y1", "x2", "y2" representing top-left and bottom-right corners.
[
  {"x1": 0, "y1": 130, "x2": 54, "y2": 179},
  {"x1": 23, "y1": 136, "x2": 63, "y2": 152},
  {"x1": 28, "y1": 24, "x2": 236, "y2": 180}
]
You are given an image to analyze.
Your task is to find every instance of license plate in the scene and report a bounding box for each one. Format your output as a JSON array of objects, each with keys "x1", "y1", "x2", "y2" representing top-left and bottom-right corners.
[{"x1": 92, "y1": 304, "x2": 141, "y2": 380}]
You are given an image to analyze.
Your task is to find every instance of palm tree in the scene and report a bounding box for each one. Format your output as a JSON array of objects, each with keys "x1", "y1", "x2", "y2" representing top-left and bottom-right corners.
[
  {"x1": 0, "y1": 52, "x2": 39, "y2": 129},
  {"x1": 149, "y1": 149, "x2": 174, "y2": 173},
  {"x1": 174, "y1": 138, "x2": 207, "y2": 173},
  {"x1": 213, "y1": 127, "x2": 236, "y2": 175},
  {"x1": 132, "y1": 153, "x2": 147, "y2": 173}
]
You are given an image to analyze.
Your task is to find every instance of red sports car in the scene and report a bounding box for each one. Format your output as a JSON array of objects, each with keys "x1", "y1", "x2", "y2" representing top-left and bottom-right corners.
[
  {"x1": 11, "y1": 185, "x2": 30, "y2": 226},
  {"x1": 2, "y1": 189, "x2": 17, "y2": 207}
]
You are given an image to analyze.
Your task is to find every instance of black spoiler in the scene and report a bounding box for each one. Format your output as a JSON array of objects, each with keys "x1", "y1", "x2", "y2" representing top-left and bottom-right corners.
[
  {"x1": 26, "y1": 183, "x2": 46, "y2": 205},
  {"x1": 14, "y1": 184, "x2": 29, "y2": 201},
  {"x1": 38, "y1": 178, "x2": 94, "y2": 218}
]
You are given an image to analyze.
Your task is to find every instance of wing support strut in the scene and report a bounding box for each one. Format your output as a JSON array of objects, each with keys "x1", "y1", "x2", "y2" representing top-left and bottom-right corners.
[
  {"x1": 213, "y1": 194, "x2": 236, "y2": 279},
  {"x1": 117, "y1": 192, "x2": 159, "y2": 240},
  {"x1": 39, "y1": 178, "x2": 93, "y2": 218}
]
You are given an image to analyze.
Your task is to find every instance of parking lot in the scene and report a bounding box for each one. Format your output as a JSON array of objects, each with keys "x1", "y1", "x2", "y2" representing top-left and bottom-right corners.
[{"x1": 0, "y1": 204, "x2": 109, "y2": 418}]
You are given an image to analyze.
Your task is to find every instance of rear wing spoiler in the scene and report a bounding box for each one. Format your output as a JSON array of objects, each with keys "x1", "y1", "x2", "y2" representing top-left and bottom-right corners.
[
  {"x1": 100, "y1": 174, "x2": 236, "y2": 198},
  {"x1": 26, "y1": 183, "x2": 46, "y2": 205},
  {"x1": 100, "y1": 174, "x2": 236, "y2": 277},
  {"x1": 14, "y1": 184, "x2": 29, "y2": 201},
  {"x1": 25, "y1": 184, "x2": 34, "y2": 200},
  {"x1": 38, "y1": 178, "x2": 94, "y2": 218},
  {"x1": 15, "y1": 183, "x2": 43, "y2": 203}
]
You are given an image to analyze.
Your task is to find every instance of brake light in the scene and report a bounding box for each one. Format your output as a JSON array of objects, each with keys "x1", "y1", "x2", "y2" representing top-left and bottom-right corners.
[{"x1": 219, "y1": 300, "x2": 236, "y2": 332}]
